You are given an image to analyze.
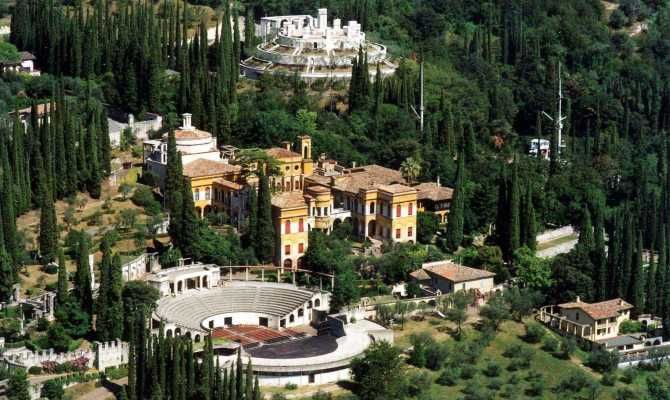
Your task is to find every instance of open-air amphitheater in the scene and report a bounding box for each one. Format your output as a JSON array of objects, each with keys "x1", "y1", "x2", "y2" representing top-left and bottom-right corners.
[
  {"x1": 241, "y1": 8, "x2": 397, "y2": 81},
  {"x1": 151, "y1": 264, "x2": 391, "y2": 386}
]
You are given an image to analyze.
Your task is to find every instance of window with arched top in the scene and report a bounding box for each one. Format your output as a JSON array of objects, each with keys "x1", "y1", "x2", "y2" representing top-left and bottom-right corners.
[
  {"x1": 205, "y1": 187, "x2": 211, "y2": 200},
  {"x1": 369, "y1": 202, "x2": 375, "y2": 214},
  {"x1": 314, "y1": 299, "x2": 321, "y2": 308},
  {"x1": 194, "y1": 188, "x2": 200, "y2": 201}
]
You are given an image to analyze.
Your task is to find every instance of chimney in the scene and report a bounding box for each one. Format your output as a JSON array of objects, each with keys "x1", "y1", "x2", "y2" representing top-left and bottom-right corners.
[
  {"x1": 180, "y1": 113, "x2": 193, "y2": 131},
  {"x1": 436, "y1": 176, "x2": 441, "y2": 187},
  {"x1": 576, "y1": 296, "x2": 581, "y2": 303},
  {"x1": 352, "y1": 161, "x2": 357, "y2": 168},
  {"x1": 282, "y1": 141, "x2": 292, "y2": 151}
]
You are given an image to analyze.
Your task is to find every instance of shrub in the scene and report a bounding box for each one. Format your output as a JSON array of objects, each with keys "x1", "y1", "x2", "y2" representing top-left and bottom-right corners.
[
  {"x1": 507, "y1": 357, "x2": 530, "y2": 371},
  {"x1": 601, "y1": 372, "x2": 616, "y2": 386},
  {"x1": 587, "y1": 348, "x2": 619, "y2": 373},
  {"x1": 131, "y1": 186, "x2": 162, "y2": 215},
  {"x1": 28, "y1": 366, "x2": 42, "y2": 375},
  {"x1": 507, "y1": 373, "x2": 519, "y2": 385},
  {"x1": 487, "y1": 378, "x2": 503, "y2": 391},
  {"x1": 557, "y1": 371, "x2": 592, "y2": 393},
  {"x1": 523, "y1": 323, "x2": 545, "y2": 343},
  {"x1": 436, "y1": 368, "x2": 460, "y2": 386},
  {"x1": 556, "y1": 336, "x2": 576, "y2": 359},
  {"x1": 37, "y1": 317, "x2": 50, "y2": 331},
  {"x1": 615, "y1": 387, "x2": 639, "y2": 400},
  {"x1": 482, "y1": 361, "x2": 502, "y2": 377},
  {"x1": 619, "y1": 320, "x2": 643, "y2": 334},
  {"x1": 42, "y1": 263, "x2": 58, "y2": 274},
  {"x1": 460, "y1": 364, "x2": 477, "y2": 379},
  {"x1": 407, "y1": 370, "x2": 431, "y2": 397},
  {"x1": 41, "y1": 379, "x2": 64, "y2": 400},
  {"x1": 541, "y1": 336, "x2": 558, "y2": 352},
  {"x1": 284, "y1": 383, "x2": 298, "y2": 390},
  {"x1": 526, "y1": 379, "x2": 544, "y2": 397},
  {"x1": 609, "y1": 9, "x2": 627, "y2": 29},
  {"x1": 620, "y1": 367, "x2": 637, "y2": 384}
]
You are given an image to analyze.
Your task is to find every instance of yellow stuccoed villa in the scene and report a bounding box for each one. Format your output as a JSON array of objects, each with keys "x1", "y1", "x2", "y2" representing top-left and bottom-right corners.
[{"x1": 144, "y1": 114, "x2": 453, "y2": 268}]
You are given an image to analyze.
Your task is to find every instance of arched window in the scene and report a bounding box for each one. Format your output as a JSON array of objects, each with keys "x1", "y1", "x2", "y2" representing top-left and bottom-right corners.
[
  {"x1": 369, "y1": 202, "x2": 375, "y2": 214},
  {"x1": 289, "y1": 314, "x2": 295, "y2": 323},
  {"x1": 194, "y1": 188, "x2": 200, "y2": 201},
  {"x1": 298, "y1": 308, "x2": 304, "y2": 317},
  {"x1": 314, "y1": 299, "x2": 321, "y2": 308},
  {"x1": 205, "y1": 187, "x2": 211, "y2": 200}
]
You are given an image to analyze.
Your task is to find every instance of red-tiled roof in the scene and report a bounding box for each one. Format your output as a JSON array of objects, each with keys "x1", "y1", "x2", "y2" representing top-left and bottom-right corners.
[
  {"x1": 183, "y1": 159, "x2": 241, "y2": 178},
  {"x1": 271, "y1": 192, "x2": 310, "y2": 209},
  {"x1": 421, "y1": 261, "x2": 495, "y2": 283},
  {"x1": 415, "y1": 182, "x2": 454, "y2": 202},
  {"x1": 558, "y1": 298, "x2": 633, "y2": 320},
  {"x1": 265, "y1": 147, "x2": 301, "y2": 159}
]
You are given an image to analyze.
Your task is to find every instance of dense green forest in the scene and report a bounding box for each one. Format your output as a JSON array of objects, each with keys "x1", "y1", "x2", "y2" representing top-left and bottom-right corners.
[{"x1": 8, "y1": 0, "x2": 670, "y2": 313}]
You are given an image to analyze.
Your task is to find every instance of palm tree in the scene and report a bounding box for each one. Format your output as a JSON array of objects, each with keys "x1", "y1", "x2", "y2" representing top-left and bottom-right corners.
[{"x1": 400, "y1": 157, "x2": 422, "y2": 184}]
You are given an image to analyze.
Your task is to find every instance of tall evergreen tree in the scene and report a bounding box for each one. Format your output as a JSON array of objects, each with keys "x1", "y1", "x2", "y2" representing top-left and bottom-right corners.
[
  {"x1": 255, "y1": 170, "x2": 274, "y2": 263},
  {"x1": 56, "y1": 248, "x2": 68, "y2": 307},
  {"x1": 445, "y1": 152, "x2": 465, "y2": 251},
  {"x1": 631, "y1": 232, "x2": 645, "y2": 313},
  {"x1": 507, "y1": 159, "x2": 521, "y2": 258},
  {"x1": 0, "y1": 246, "x2": 13, "y2": 303},
  {"x1": 578, "y1": 207, "x2": 594, "y2": 252},
  {"x1": 75, "y1": 237, "x2": 93, "y2": 317},
  {"x1": 38, "y1": 186, "x2": 58, "y2": 263}
]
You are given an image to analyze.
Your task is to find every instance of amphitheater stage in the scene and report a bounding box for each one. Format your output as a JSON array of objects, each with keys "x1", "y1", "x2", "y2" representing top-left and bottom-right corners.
[
  {"x1": 247, "y1": 335, "x2": 338, "y2": 359},
  {"x1": 212, "y1": 325, "x2": 307, "y2": 347}
]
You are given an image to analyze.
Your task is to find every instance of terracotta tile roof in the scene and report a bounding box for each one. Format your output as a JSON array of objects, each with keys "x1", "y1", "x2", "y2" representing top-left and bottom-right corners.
[
  {"x1": 558, "y1": 298, "x2": 633, "y2": 320},
  {"x1": 410, "y1": 269, "x2": 430, "y2": 281},
  {"x1": 271, "y1": 192, "x2": 310, "y2": 209},
  {"x1": 415, "y1": 182, "x2": 454, "y2": 202},
  {"x1": 377, "y1": 183, "x2": 416, "y2": 195},
  {"x1": 265, "y1": 147, "x2": 302, "y2": 159},
  {"x1": 183, "y1": 159, "x2": 241, "y2": 178},
  {"x1": 306, "y1": 185, "x2": 330, "y2": 194},
  {"x1": 421, "y1": 260, "x2": 495, "y2": 283},
  {"x1": 213, "y1": 178, "x2": 242, "y2": 190},
  {"x1": 171, "y1": 129, "x2": 213, "y2": 140},
  {"x1": 329, "y1": 164, "x2": 406, "y2": 194}
]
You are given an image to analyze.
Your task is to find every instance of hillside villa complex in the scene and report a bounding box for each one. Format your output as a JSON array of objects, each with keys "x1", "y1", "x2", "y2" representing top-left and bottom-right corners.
[
  {"x1": 143, "y1": 114, "x2": 453, "y2": 267},
  {"x1": 240, "y1": 8, "x2": 396, "y2": 80}
]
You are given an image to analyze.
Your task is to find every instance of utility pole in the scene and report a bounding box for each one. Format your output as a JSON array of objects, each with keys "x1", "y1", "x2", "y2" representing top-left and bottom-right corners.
[
  {"x1": 541, "y1": 62, "x2": 566, "y2": 158},
  {"x1": 411, "y1": 61, "x2": 425, "y2": 133}
]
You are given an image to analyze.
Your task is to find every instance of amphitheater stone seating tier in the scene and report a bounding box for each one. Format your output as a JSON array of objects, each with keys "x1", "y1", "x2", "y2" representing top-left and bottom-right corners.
[{"x1": 154, "y1": 282, "x2": 319, "y2": 331}]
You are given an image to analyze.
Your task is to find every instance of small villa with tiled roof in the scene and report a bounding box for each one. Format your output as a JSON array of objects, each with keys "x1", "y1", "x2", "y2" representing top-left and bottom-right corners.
[
  {"x1": 411, "y1": 260, "x2": 496, "y2": 296},
  {"x1": 538, "y1": 297, "x2": 643, "y2": 344}
]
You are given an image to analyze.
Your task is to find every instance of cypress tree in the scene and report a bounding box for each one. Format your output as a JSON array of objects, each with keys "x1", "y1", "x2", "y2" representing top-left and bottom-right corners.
[
  {"x1": 38, "y1": 186, "x2": 58, "y2": 264},
  {"x1": 521, "y1": 183, "x2": 537, "y2": 251},
  {"x1": 445, "y1": 152, "x2": 465, "y2": 251},
  {"x1": 247, "y1": 184, "x2": 258, "y2": 249},
  {"x1": 252, "y1": 376, "x2": 261, "y2": 400},
  {"x1": 622, "y1": 211, "x2": 634, "y2": 299},
  {"x1": 631, "y1": 232, "x2": 645, "y2": 313},
  {"x1": 255, "y1": 170, "x2": 274, "y2": 263},
  {"x1": 0, "y1": 246, "x2": 13, "y2": 303},
  {"x1": 127, "y1": 318, "x2": 137, "y2": 400},
  {"x1": 56, "y1": 248, "x2": 68, "y2": 307},
  {"x1": 507, "y1": 159, "x2": 521, "y2": 258},
  {"x1": 0, "y1": 133, "x2": 18, "y2": 265},
  {"x1": 235, "y1": 349, "x2": 243, "y2": 399},
  {"x1": 179, "y1": 177, "x2": 200, "y2": 259},
  {"x1": 108, "y1": 253, "x2": 124, "y2": 340},
  {"x1": 578, "y1": 207, "x2": 594, "y2": 252},
  {"x1": 647, "y1": 249, "x2": 657, "y2": 315},
  {"x1": 97, "y1": 237, "x2": 112, "y2": 341},
  {"x1": 657, "y1": 225, "x2": 667, "y2": 316},
  {"x1": 75, "y1": 237, "x2": 93, "y2": 317},
  {"x1": 465, "y1": 122, "x2": 476, "y2": 162},
  {"x1": 593, "y1": 204, "x2": 607, "y2": 301},
  {"x1": 245, "y1": 357, "x2": 253, "y2": 400}
]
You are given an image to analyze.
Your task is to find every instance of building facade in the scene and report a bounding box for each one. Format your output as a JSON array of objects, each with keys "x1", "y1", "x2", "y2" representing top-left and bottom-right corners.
[{"x1": 142, "y1": 113, "x2": 452, "y2": 268}]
